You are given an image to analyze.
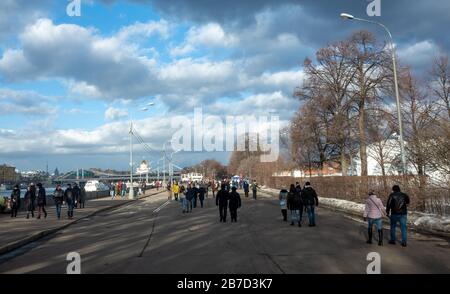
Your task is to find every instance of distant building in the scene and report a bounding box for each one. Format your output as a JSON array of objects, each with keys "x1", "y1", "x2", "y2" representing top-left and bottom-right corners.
[
  {"x1": 181, "y1": 172, "x2": 203, "y2": 183},
  {"x1": 0, "y1": 164, "x2": 19, "y2": 183}
]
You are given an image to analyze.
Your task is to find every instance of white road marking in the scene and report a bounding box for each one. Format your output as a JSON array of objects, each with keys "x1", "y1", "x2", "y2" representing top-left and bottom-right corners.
[{"x1": 153, "y1": 200, "x2": 171, "y2": 213}]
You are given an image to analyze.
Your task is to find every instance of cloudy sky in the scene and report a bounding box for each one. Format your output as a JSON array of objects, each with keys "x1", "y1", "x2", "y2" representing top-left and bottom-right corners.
[{"x1": 0, "y1": 0, "x2": 448, "y2": 172}]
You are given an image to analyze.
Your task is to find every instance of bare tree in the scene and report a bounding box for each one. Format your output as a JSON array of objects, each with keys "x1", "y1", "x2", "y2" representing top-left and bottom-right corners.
[
  {"x1": 400, "y1": 68, "x2": 437, "y2": 176},
  {"x1": 430, "y1": 54, "x2": 450, "y2": 120},
  {"x1": 347, "y1": 31, "x2": 391, "y2": 176},
  {"x1": 295, "y1": 40, "x2": 356, "y2": 175}
]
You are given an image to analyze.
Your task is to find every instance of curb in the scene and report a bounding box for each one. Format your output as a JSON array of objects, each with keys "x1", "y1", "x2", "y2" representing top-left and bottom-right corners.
[
  {"x1": 0, "y1": 190, "x2": 166, "y2": 256},
  {"x1": 261, "y1": 188, "x2": 450, "y2": 240}
]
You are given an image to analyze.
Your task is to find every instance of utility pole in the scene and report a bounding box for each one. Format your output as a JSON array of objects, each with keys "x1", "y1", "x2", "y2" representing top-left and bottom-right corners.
[{"x1": 129, "y1": 120, "x2": 134, "y2": 200}]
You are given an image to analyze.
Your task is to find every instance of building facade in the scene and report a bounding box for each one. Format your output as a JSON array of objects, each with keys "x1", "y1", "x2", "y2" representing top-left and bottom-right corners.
[{"x1": 0, "y1": 164, "x2": 18, "y2": 183}]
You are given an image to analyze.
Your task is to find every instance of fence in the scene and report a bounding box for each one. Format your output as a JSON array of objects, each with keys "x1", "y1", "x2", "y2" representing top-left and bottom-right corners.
[{"x1": 263, "y1": 176, "x2": 450, "y2": 216}]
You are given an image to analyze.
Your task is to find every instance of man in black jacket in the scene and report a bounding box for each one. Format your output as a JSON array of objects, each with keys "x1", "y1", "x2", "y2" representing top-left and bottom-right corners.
[
  {"x1": 72, "y1": 183, "x2": 81, "y2": 208},
  {"x1": 64, "y1": 184, "x2": 75, "y2": 219},
  {"x1": 386, "y1": 185, "x2": 410, "y2": 247},
  {"x1": 302, "y1": 182, "x2": 318, "y2": 227},
  {"x1": 216, "y1": 184, "x2": 229, "y2": 222},
  {"x1": 36, "y1": 183, "x2": 47, "y2": 219},
  {"x1": 229, "y1": 187, "x2": 242, "y2": 222}
]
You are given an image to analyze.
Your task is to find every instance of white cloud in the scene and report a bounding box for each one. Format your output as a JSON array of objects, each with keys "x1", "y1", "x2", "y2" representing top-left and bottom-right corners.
[
  {"x1": 170, "y1": 23, "x2": 237, "y2": 57},
  {"x1": 0, "y1": 88, "x2": 57, "y2": 115},
  {"x1": 116, "y1": 19, "x2": 170, "y2": 41},
  {"x1": 104, "y1": 107, "x2": 128, "y2": 121},
  {"x1": 398, "y1": 40, "x2": 440, "y2": 71}
]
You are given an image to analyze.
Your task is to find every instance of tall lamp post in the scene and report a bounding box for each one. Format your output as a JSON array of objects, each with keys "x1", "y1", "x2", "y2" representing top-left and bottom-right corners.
[{"x1": 340, "y1": 13, "x2": 407, "y2": 175}]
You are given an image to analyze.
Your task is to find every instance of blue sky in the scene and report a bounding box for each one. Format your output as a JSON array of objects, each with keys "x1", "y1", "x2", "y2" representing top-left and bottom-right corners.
[{"x1": 0, "y1": 0, "x2": 449, "y2": 172}]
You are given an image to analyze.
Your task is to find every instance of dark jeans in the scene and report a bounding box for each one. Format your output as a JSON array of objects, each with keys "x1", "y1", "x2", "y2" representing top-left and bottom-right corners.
[
  {"x1": 199, "y1": 198, "x2": 204, "y2": 208},
  {"x1": 390, "y1": 214, "x2": 407, "y2": 243},
  {"x1": 219, "y1": 205, "x2": 227, "y2": 222},
  {"x1": 252, "y1": 190, "x2": 257, "y2": 199},
  {"x1": 55, "y1": 203, "x2": 62, "y2": 219},
  {"x1": 281, "y1": 209, "x2": 287, "y2": 221},
  {"x1": 38, "y1": 205, "x2": 47, "y2": 217},
  {"x1": 67, "y1": 202, "x2": 74, "y2": 218},
  {"x1": 11, "y1": 203, "x2": 18, "y2": 217},
  {"x1": 244, "y1": 190, "x2": 249, "y2": 197},
  {"x1": 193, "y1": 197, "x2": 197, "y2": 208},
  {"x1": 306, "y1": 205, "x2": 316, "y2": 225},
  {"x1": 230, "y1": 208, "x2": 238, "y2": 222}
]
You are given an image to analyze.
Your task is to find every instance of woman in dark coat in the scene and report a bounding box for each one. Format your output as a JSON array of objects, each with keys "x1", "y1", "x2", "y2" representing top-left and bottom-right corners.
[
  {"x1": 36, "y1": 183, "x2": 47, "y2": 219},
  {"x1": 287, "y1": 184, "x2": 302, "y2": 227},
  {"x1": 24, "y1": 186, "x2": 34, "y2": 219},
  {"x1": 79, "y1": 186, "x2": 86, "y2": 208},
  {"x1": 228, "y1": 187, "x2": 242, "y2": 222},
  {"x1": 10, "y1": 184, "x2": 20, "y2": 218}
]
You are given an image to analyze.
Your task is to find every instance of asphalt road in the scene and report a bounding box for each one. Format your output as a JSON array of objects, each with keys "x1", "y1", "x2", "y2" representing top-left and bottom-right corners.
[{"x1": 0, "y1": 190, "x2": 449, "y2": 274}]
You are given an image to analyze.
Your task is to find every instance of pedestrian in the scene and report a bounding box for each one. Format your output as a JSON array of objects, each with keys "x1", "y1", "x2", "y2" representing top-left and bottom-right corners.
[
  {"x1": 212, "y1": 180, "x2": 217, "y2": 198},
  {"x1": 53, "y1": 185, "x2": 64, "y2": 219},
  {"x1": 64, "y1": 184, "x2": 75, "y2": 219},
  {"x1": 386, "y1": 185, "x2": 410, "y2": 247},
  {"x1": 243, "y1": 180, "x2": 250, "y2": 198},
  {"x1": 216, "y1": 184, "x2": 229, "y2": 222},
  {"x1": 287, "y1": 184, "x2": 302, "y2": 227},
  {"x1": 185, "y1": 184, "x2": 195, "y2": 213},
  {"x1": 110, "y1": 182, "x2": 115, "y2": 199},
  {"x1": 302, "y1": 182, "x2": 318, "y2": 227},
  {"x1": 180, "y1": 185, "x2": 187, "y2": 213},
  {"x1": 10, "y1": 184, "x2": 20, "y2": 218},
  {"x1": 73, "y1": 183, "x2": 81, "y2": 209},
  {"x1": 279, "y1": 186, "x2": 288, "y2": 222},
  {"x1": 173, "y1": 181, "x2": 180, "y2": 201},
  {"x1": 115, "y1": 182, "x2": 120, "y2": 198},
  {"x1": 251, "y1": 180, "x2": 258, "y2": 200},
  {"x1": 229, "y1": 186, "x2": 242, "y2": 222},
  {"x1": 79, "y1": 185, "x2": 86, "y2": 208},
  {"x1": 36, "y1": 183, "x2": 47, "y2": 219},
  {"x1": 364, "y1": 191, "x2": 385, "y2": 246},
  {"x1": 121, "y1": 181, "x2": 127, "y2": 199},
  {"x1": 192, "y1": 182, "x2": 199, "y2": 208},
  {"x1": 24, "y1": 185, "x2": 35, "y2": 219},
  {"x1": 198, "y1": 184, "x2": 206, "y2": 208}
]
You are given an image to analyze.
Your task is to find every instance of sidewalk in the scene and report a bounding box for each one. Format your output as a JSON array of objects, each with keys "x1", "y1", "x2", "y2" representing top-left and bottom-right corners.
[{"x1": 0, "y1": 189, "x2": 164, "y2": 255}]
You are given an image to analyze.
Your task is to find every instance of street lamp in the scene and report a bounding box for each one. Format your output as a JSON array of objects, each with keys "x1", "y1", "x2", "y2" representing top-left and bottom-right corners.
[
  {"x1": 129, "y1": 102, "x2": 155, "y2": 199},
  {"x1": 340, "y1": 13, "x2": 408, "y2": 175}
]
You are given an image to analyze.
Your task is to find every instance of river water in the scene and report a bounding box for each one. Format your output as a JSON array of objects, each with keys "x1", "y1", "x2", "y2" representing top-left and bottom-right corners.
[{"x1": 0, "y1": 187, "x2": 57, "y2": 198}]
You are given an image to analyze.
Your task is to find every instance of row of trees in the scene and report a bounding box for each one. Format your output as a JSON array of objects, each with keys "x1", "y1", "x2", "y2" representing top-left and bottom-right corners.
[
  {"x1": 291, "y1": 30, "x2": 449, "y2": 184},
  {"x1": 182, "y1": 159, "x2": 228, "y2": 180}
]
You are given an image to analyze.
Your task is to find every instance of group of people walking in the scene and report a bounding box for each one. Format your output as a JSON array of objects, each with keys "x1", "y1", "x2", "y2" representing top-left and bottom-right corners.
[
  {"x1": 279, "y1": 182, "x2": 318, "y2": 227},
  {"x1": 9, "y1": 183, "x2": 86, "y2": 220},
  {"x1": 177, "y1": 181, "x2": 208, "y2": 213}
]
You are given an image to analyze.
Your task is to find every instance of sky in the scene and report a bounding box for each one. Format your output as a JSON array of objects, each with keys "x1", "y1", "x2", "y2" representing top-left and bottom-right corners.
[{"x1": 0, "y1": 0, "x2": 449, "y2": 172}]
